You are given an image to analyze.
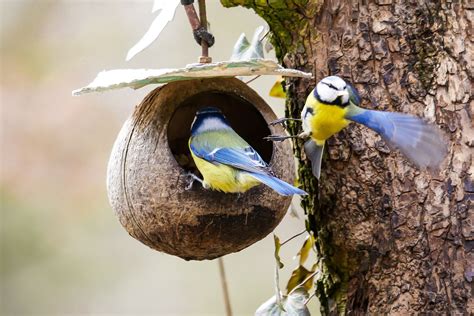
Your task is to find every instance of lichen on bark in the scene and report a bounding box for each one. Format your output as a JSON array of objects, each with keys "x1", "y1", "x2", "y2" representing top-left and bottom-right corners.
[{"x1": 222, "y1": 0, "x2": 473, "y2": 315}]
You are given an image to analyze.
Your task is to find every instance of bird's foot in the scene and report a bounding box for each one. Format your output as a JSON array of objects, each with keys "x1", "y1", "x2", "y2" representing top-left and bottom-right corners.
[
  {"x1": 264, "y1": 131, "x2": 311, "y2": 142},
  {"x1": 185, "y1": 172, "x2": 205, "y2": 190},
  {"x1": 268, "y1": 117, "x2": 301, "y2": 126},
  {"x1": 264, "y1": 135, "x2": 299, "y2": 142}
]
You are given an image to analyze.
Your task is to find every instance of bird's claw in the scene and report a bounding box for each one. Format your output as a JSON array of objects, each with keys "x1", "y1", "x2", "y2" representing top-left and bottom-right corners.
[
  {"x1": 264, "y1": 135, "x2": 294, "y2": 142},
  {"x1": 185, "y1": 174, "x2": 194, "y2": 191},
  {"x1": 268, "y1": 118, "x2": 301, "y2": 126},
  {"x1": 185, "y1": 172, "x2": 204, "y2": 190},
  {"x1": 268, "y1": 118, "x2": 289, "y2": 126}
]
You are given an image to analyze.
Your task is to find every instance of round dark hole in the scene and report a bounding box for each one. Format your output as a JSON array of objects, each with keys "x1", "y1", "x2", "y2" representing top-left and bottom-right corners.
[{"x1": 167, "y1": 91, "x2": 273, "y2": 172}]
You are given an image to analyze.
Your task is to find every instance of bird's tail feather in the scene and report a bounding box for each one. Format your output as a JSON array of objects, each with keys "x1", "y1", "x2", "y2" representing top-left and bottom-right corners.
[
  {"x1": 348, "y1": 109, "x2": 447, "y2": 169},
  {"x1": 304, "y1": 140, "x2": 324, "y2": 179},
  {"x1": 248, "y1": 173, "x2": 307, "y2": 196}
]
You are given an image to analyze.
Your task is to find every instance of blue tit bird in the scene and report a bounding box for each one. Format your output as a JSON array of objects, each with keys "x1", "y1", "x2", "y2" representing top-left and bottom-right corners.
[
  {"x1": 187, "y1": 107, "x2": 307, "y2": 196},
  {"x1": 266, "y1": 75, "x2": 447, "y2": 179}
]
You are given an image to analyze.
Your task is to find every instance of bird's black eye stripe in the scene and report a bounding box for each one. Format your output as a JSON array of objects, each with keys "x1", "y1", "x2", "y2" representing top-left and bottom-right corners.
[{"x1": 322, "y1": 81, "x2": 338, "y2": 90}]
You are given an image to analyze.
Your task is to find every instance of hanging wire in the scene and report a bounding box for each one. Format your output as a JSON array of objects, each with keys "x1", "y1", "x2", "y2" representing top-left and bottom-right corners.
[
  {"x1": 198, "y1": 0, "x2": 209, "y2": 60},
  {"x1": 218, "y1": 257, "x2": 233, "y2": 316},
  {"x1": 182, "y1": 0, "x2": 213, "y2": 63}
]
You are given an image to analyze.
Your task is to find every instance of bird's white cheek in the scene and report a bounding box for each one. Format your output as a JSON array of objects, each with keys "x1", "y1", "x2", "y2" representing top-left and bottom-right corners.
[
  {"x1": 302, "y1": 114, "x2": 312, "y2": 133},
  {"x1": 341, "y1": 94, "x2": 349, "y2": 104},
  {"x1": 301, "y1": 105, "x2": 313, "y2": 133}
]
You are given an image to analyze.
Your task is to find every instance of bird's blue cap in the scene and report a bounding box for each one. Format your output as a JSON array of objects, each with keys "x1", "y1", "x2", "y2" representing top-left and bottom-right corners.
[
  {"x1": 191, "y1": 106, "x2": 229, "y2": 135},
  {"x1": 196, "y1": 107, "x2": 223, "y2": 115}
]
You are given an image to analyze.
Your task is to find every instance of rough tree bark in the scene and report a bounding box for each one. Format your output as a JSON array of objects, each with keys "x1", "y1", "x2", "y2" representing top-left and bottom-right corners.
[{"x1": 222, "y1": 1, "x2": 472, "y2": 314}]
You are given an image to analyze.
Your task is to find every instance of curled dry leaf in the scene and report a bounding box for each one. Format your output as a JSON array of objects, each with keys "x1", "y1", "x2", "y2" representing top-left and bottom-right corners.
[
  {"x1": 274, "y1": 234, "x2": 284, "y2": 269},
  {"x1": 255, "y1": 288, "x2": 310, "y2": 316},
  {"x1": 126, "y1": 0, "x2": 180, "y2": 61},
  {"x1": 297, "y1": 234, "x2": 315, "y2": 266},
  {"x1": 269, "y1": 76, "x2": 286, "y2": 98},
  {"x1": 286, "y1": 264, "x2": 318, "y2": 293},
  {"x1": 72, "y1": 60, "x2": 312, "y2": 96},
  {"x1": 230, "y1": 26, "x2": 266, "y2": 61}
]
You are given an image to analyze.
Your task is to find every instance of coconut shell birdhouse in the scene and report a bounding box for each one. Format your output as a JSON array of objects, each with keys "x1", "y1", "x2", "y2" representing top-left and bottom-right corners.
[
  {"x1": 73, "y1": 7, "x2": 312, "y2": 260},
  {"x1": 107, "y1": 78, "x2": 299, "y2": 260}
]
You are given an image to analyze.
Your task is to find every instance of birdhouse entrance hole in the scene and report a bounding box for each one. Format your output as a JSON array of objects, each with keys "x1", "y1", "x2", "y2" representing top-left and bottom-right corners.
[{"x1": 167, "y1": 91, "x2": 273, "y2": 173}]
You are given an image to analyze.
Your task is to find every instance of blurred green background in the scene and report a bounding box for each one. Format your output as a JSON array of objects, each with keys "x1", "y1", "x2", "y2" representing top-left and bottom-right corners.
[{"x1": 0, "y1": 1, "x2": 319, "y2": 315}]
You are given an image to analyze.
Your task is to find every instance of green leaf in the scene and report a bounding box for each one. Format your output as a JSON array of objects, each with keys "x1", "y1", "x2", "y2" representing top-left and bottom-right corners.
[
  {"x1": 255, "y1": 288, "x2": 310, "y2": 316},
  {"x1": 297, "y1": 234, "x2": 315, "y2": 266},
  {"x1": 274, "y1": 234, "x2": 284, "y2": 269}
]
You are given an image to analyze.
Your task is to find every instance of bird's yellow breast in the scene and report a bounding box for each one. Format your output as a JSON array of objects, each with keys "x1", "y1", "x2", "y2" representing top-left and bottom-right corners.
[
  {"x1": 306, "y1": 93, "x2": 350, "y2": 145},
  {"x1": 191, "y1": 152, "x2": 260, "y2": 193}
]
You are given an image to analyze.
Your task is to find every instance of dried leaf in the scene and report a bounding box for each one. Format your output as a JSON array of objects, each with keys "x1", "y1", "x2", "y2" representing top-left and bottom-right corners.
[
  {"x1": 255, "y1": 288, "x2": 310, "y2": 316},
  {"x1": 288, "y1": 203, "x2": 300, "y2": 219},
  {"x1": 286, "y1": 265, "x2": 316, "y2": 293},
  {"x1": 297, "y1": 234, "x2": 315, "y2": 266},
  {"x1": 72, "y1": 59, "x2": 312, "y2": 96},
  {"x1": 269, "y1": 76, "x2": 286, "y2": 98},
  {"x1": 230, "y1": 26, "x2": 265, "y2": 61},
  {"x1": 231, "y1": 33, "x2": 250, "y2": 59},
  {"x1": 126, "y1": 0, "x2": 180, "y2": 61},
  {"x1": 285, "y1": 289, "x2": 311, "y2": 316},
  {"x1": 274, "y1": 234, "x2": 284, "y2": 269},
  {"x1": 255, "y1": 294, "x2": 283, "y2": 315},
  {"x1": 265, "y1": 38, "x2": 274, "y2": 53}
]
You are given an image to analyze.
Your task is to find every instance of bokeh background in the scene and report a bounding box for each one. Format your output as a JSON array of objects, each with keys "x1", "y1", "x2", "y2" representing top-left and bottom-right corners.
[{"x1": 1, "y1": 1, "x2": 319, "y2": 315}]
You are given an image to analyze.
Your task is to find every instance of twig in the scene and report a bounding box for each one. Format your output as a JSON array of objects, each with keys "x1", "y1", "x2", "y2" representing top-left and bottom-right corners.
[
  {"x1": 274, "y1": 259, "x2": 284, "y2": 310},
  {"x1": 245, "y1": 75, "x2": 261, "y2": 84},
  {"x1": 218, "y1": 257, "x2": 233, "y2": 316},
  {"x1": 281, "y1": 229, "x2": 307, "y2": 246},
  {"x1": 304, "y1": 292, "x2": 316, "y2": 305}
]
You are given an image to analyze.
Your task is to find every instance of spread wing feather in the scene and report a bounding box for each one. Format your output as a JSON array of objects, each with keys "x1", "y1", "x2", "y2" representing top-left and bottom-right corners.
[{"x1": 190, "y1": 143, "x2": 270, "y2": 175}]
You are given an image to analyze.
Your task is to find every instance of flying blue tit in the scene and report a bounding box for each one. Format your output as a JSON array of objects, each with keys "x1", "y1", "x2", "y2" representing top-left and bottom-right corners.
[
  {"x1": 266, "y1": 75, "x2": 447, "y2": 179},
  {"x1": 187, "y1": 107, "x2": 307, "y2": 196}
]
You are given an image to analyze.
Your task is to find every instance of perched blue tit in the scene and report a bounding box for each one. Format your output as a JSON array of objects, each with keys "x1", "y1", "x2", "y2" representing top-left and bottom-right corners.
[
  {"x1": 187, "y1": 107, "x2": 307, "y2": 196},
  {"x1": 267, "y1": 75, "x2": 447, "y2": 178}
]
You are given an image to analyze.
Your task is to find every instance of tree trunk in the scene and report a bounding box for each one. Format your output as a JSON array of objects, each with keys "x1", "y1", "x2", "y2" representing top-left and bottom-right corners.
[{"x1": 222, "y1": 1, "x2": 472, "y2": 314}]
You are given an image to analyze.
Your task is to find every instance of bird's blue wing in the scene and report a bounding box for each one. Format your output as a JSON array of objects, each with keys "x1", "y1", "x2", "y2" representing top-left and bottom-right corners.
[
  {"x1": 190, "y1": 142, "x2": 269, "y2": 174},
  {"x1": 347, "y1": 109, "x2": 447, "y2": 169},
  {"x1": 248, "y1": 173, "x2": 307, "y2": 196},
  {"x1": 190, "y1": 135, "x2": 307, "y2": 196}
]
